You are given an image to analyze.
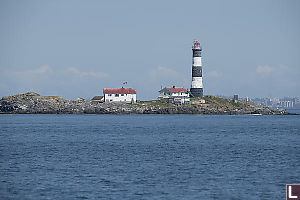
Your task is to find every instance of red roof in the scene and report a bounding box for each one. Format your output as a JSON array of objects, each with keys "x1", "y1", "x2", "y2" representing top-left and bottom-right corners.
[
  {"x1": 166, "y1": 87, "x2": 187, "y2": 93},
  {"x1": 103, "y1": 88, "x2": 136, "y2": 94}
]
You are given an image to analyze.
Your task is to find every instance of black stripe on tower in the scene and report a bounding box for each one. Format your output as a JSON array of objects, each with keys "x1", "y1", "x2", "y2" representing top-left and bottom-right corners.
[
  {"x1": 190, "y1": 88, "x2": 203, "y2": 97},
  {"x1": 192, "y1": 66, "x2": 202, "y2": 77},
  {"x1": 193, "y1": 49, "x2": 201, "y2": 57}
]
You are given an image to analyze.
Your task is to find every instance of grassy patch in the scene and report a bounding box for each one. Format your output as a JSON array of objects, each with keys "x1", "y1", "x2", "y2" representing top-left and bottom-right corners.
[
  {"x1": 229, "y1": 101, "x2": 243, "y2": 108},
  {"x1": 202, "y1": 95, "x2": 247, "y2": 109},
  {"x1": 203, "y1": 95, "x2": 228, "y2": 105}
]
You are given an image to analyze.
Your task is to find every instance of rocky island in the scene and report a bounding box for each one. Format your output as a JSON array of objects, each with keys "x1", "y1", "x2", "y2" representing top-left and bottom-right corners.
[{"x1": 0, "y1": 92, "x2": 292, "y2": 115}]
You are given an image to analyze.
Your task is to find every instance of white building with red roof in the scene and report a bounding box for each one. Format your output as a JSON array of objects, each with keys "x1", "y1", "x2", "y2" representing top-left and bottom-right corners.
[
  {"x1": 158, "y1": 86, "x2": 190, "y2": 104},
  {"x1": 103, "y1": 88, "x2": 136, "y2": 103}
]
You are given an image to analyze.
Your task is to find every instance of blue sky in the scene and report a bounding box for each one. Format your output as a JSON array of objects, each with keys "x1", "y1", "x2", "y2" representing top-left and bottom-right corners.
[{"x1": 0, "y1": 0, "x2": 299, "y2": 100}]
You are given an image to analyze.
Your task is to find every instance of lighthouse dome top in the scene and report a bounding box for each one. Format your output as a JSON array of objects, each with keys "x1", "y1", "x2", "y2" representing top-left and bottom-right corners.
[{"x1": 192, "y1": 40, "x2": 201, "y2": 50}]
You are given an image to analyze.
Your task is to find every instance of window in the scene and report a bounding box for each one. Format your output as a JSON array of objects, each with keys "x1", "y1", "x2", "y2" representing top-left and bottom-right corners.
[
  {"x1": 108, "y1": 94, "x2": 112, "y2": 96},
  {"x1": 121, "y1": 94, "x2": 124, "y2": 96},
  {"x1": 115, "y1": 94, "x2": 119, "y2": 97}
]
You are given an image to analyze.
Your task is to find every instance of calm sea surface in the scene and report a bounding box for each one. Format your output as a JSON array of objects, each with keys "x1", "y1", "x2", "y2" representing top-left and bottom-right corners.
[{"x1": 0, "y1": 114, "x2": 299, "y2": 200}]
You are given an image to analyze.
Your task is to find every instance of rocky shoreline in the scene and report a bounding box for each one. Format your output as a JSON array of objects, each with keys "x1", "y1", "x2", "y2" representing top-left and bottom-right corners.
[{"x1": 0, "y1": 92, "x2": 293, "y2": 115}]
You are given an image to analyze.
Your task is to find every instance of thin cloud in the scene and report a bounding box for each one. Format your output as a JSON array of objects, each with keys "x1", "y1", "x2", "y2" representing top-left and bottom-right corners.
[
  {"x1": 7, "y1": 65, "x2": 108, "y2": 79},
  {"x1": 149, "y1": 66, "x2": 180, "y2": 80},
  {"x1": 256, "y1": 65, "x2": 273, "y2": 75},
  {"x1": 67, "y1": 67, "x2": 109, "y2": 79},
  {"x1": 0, "y1": 65, "x2": 110, "y2": 99},
  {"x1": 206, "y1": 70, "x2": 223, "y2": 78},
  {"x1": 278, "y1": 65, "x2": 292, "y2": 72},
  {"x1": 12, "y1": 65, "x2": 53, "y2": 76},
  {"x1": 256, "y1": 65, "x2": 293, "y2": 76},
  {"x1": 30, "y1": 65, "x2": 53, "y2": 74}
]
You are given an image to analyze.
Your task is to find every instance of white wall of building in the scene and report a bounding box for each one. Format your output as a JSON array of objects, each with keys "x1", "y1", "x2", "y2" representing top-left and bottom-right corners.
[
  {"x1": 104, "y1": 93, "x2": 136, "y2": 103},
  {"x1": 159, "y1": 91, "x2": 189, "y2": 98},
  {"x1": 170, "y1": 92, "x2": 189, "y2": 97}
]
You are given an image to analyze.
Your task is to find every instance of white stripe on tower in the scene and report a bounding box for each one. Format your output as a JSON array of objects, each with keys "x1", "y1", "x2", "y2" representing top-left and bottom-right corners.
[
  {"x1": 193, "y1": 57, "x2": 202, "y2": 66},
  {"x1": 191, "y1": 77, "x2": 203, "y2": 88}
]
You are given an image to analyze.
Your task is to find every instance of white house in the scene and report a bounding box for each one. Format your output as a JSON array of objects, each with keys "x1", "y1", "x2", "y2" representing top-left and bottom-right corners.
[
  {"x1": 103, "y1": 88, "x2": 136, "y2": 103},
  {"x1": 159, "y1": 86, "x2": 189, "y2": 98},
  {"x1": 158, "y1": 86, "x2": 190, "y2": 105}
]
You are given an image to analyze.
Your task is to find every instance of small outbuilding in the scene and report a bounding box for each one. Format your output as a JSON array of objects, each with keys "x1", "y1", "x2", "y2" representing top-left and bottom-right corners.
[
  {"x1": 168, "y1": 96, "x2": 190, "y2": 105},
  {"x1": 91, "y1": 96, "x2": 104, "y2": 102},
  {"x1": 233, "y1": 95, "x2": 238, "y2": 103}
]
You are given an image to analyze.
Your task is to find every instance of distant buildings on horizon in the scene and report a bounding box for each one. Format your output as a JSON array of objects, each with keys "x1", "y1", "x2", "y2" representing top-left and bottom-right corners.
[
  {"x1": 215, "y1": 95, "x2": 300, "y2": 109},
  {"x1": 250, "y1": 97, "x2": 300, "y2": 109}
]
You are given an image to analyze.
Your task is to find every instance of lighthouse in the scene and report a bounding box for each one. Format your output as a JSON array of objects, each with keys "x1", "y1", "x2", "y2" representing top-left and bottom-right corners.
[{"x1": 190, "y1": 40, "x2": 203, "y2": 97}]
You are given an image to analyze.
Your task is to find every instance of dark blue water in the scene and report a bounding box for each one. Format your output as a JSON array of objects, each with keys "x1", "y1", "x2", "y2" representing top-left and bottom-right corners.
[{"x1": 0, "y1": 114, "x2": 299, "y2": 200}]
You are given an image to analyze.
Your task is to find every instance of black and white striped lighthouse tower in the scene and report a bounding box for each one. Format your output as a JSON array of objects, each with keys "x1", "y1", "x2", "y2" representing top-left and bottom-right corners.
[{"x1": 190, "y1": 40, "x2": 203, "y2": 97}]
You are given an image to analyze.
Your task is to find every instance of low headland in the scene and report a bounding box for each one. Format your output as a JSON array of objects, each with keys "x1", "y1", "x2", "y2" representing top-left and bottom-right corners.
[{"x1": 0, "y1": 92, "x2": 294, "y2": 115}]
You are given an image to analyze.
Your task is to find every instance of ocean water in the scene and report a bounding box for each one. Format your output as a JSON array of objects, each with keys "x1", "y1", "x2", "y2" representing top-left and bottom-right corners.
[{"x1": 0, "y1": 114, "x2": 299, "y2": 200}]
